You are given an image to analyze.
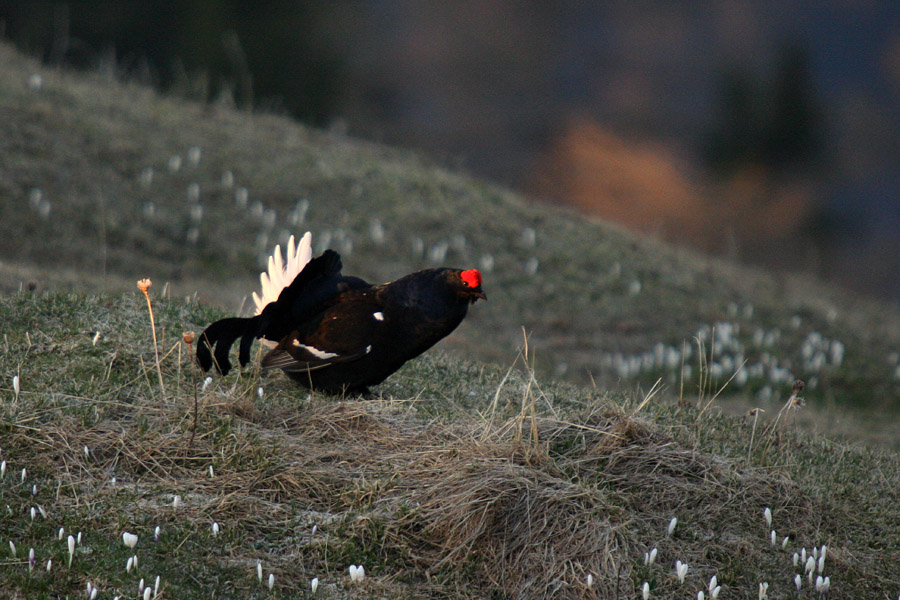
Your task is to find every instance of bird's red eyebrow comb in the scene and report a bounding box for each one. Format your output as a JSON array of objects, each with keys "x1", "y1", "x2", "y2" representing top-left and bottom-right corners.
[{"x1": 461, "y1": 269, "x2": 482, "y2": 288}]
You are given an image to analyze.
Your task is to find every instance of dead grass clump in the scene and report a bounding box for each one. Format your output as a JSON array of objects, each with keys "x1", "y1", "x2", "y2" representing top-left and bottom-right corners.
[
  {"x1": 400, "y1": 456, "x2": 628, "y2": 597},
  {"x1": 9, "y1": 372, "x2": 823, "y2": 599}
]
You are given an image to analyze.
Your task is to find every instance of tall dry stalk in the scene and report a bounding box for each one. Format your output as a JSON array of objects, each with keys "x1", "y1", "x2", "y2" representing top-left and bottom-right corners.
[
  {"x1": 183, "y1": 331, "x2": 199, "y2": 447},
  {"x1": 138, "y1": 278, "x2": 166, "y2": 398}
]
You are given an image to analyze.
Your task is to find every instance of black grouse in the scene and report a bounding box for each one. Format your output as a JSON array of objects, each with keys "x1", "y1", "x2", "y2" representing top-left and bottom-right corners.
[{"x1": 196, "y1": 233, "x2": 486, "y2": 393}]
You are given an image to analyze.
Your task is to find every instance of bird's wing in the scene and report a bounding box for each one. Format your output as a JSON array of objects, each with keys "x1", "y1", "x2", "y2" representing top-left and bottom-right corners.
[
  {"x1": 260, "y1": 294, "x2": 383, "y2": 373},
  {"x1": 261, "y1": 338, "x2": 373, "y2": 373}
]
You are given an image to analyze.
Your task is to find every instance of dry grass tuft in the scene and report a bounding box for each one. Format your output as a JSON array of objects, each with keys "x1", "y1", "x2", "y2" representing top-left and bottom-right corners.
[{"x1": 9, "y1": 378, "x2": 816, "y2": 598}]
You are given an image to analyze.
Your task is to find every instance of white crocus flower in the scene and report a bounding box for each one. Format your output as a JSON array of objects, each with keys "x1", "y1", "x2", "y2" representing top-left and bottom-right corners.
[
  {"x1": 67, "y1": 535, "x2": 75, "y2": 567},
  {"x1": 763, "y1": 507, "x2": 772, "y2": 527},
  {"x1": 770, "y1": 530, "x2": 776, "y2": 546},
  {"x1": 257, "y1": 561, "x2": 262, "y2": 583},
  {"x1": 675, "y1": 560, "x2": 688, "y2": 583},
  {"x1": 642, "y1": 581, "x2": 650, "y2": 600},
  {"x1": 349, "y1": 564, "x2": 366, "y2": 582},
  {"x1": 0, "y1": 460, "x2": 5, "y2": 479},
  {"x1": 267, "y1": 573, "x2": 274, "y2": 590},
  {"x1": 794, "y1": 574, "x2": 802, "y2": 591},
  {"x1": 9, "y1": 541, "x2": 15, "y2": 556},
  {"x1": 127, "y1": 556, "x2": 134, "y2": 573},
  {"x1": 758, "y1": 581, "x2": 768, "y2": 599},
  {"x1": 122, "y1": 532, "x2": 138, "y2": 549},
  {"x1": 211, "y1": 522, "x2": 220, "y2": 537},
  {"x1": 586, "y1": 573, "x2": 593, "y2": 588},
  {"x1": 311, "y1": 577, "x2": 319, "y2": 594},
  {"x1": 667, "y1": 517, "x2": 678, "y2": 536}
]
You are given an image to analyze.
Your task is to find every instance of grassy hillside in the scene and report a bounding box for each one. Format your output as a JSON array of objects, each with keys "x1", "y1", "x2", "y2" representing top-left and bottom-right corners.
[
  {"x1": 2, "y1": 40, "x2": 900, "y2": 598},
  {"x1": 1, "y1": 290, "x2": 899, "y2": 599},
  {"x1": 2, "y1": 41, "x2": 900, "y2": 431}
]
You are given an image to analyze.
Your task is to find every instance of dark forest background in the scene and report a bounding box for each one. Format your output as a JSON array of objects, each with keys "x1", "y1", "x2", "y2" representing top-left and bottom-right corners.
[{"x1": 3, "y1": 1, "x2": 899, "y2": 301}]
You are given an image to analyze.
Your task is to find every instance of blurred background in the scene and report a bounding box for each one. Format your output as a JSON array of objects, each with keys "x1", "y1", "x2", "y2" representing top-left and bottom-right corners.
[{"x1": 2, "y1": 1, "x2": 899, "y2": 302}]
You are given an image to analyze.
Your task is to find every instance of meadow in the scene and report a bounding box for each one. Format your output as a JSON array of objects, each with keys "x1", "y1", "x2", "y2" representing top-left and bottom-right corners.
[{"x1": 2, "y1": 41, "x2": 900, "y2": 598}]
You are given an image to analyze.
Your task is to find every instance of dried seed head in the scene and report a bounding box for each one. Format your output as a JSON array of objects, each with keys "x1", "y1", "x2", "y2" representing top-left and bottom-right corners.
[
  {"x1": 137, "y1": 279, "x2": 152, "y2": 294},
  {"x1": 183, "y1": 331, "x2": 195, "y2": 344}
]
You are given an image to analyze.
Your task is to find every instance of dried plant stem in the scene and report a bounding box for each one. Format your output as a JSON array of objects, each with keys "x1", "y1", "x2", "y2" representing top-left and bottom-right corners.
[
  {"x1": 138, "y1": 279, "x2": 166, "y2": 399},
  {"x1": 747, "y1": 409, "x2": 761, "y2": 465},
  {"x1": 183, "y1": 332, "x2": 199, "y2": 448}
]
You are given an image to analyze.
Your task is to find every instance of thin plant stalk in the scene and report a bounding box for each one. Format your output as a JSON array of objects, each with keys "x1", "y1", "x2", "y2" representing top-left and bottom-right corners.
[
  {"x1": 183, "y1": 332, "x2": 199, "y2": 448},
  {"x1": 138, "y1": 279, "x2": 166, "y2": 399}
]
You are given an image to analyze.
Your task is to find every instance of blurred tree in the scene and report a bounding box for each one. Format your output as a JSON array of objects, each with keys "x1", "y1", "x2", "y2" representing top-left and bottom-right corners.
[
  {"x1": 706, "y1": 42, "x2": 823, "y2": 177},
  {"x1": 0, "y1": 0, "x2": 343, "y2": 124}
]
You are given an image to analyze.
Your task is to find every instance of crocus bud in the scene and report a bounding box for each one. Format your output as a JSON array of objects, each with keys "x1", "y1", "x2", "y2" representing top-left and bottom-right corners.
[
  {"x1": 122, "y1": 532, "x2": 138, "y2": 549},
  {"x1": 667, "y1": 517, "x2": 678, "y2": 536}
]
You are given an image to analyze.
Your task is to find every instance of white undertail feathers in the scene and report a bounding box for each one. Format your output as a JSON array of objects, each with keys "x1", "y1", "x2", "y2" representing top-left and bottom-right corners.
[{"x1": 252, "y1": 232, "x2": 313, "y2": 314}]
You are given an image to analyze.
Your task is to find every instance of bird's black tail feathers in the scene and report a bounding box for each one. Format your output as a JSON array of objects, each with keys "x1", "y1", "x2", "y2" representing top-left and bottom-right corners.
[
  {"x1": 196, "y1": 250, "x2": 357, "y2": 376},
  {"x1": 196, "y1": 316, "x2": 260, "y2": 375}
]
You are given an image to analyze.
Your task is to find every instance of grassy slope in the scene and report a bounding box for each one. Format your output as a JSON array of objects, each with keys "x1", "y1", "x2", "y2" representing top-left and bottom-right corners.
[
  {"x1": 2, "y1": 42, "x2": 900, "y2": 425},
  {"x1": 1, "y1": 41, "x2": 900, "y2": 598},
  {"x1": 2, "y1": 290, "x2": 899, "y2": 599}
]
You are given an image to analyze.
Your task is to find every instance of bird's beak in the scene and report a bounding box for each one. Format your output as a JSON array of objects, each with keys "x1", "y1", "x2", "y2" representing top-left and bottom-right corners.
[{"x1": 471, "y1": 289, "x2": 487, "y2": 302}]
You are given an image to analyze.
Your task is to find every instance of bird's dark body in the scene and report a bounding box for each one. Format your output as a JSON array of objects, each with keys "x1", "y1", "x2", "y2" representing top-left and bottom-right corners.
[{"x1": 196, "y1": 250, "x2": 485, "y2": 394}]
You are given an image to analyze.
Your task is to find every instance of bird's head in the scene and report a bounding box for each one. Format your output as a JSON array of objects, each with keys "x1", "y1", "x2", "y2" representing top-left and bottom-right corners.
[{"x1": 457, "y1": 268, "x2": 487, "y2": 303}]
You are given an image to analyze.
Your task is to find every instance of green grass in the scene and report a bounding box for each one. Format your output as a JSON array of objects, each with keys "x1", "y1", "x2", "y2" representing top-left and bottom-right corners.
[
  {"x1": 1, "y1": 289, "x2": 899, "y2": 598},
  {"x1": 3, "y1": 39, "x2": 900, "y2": 598},
  {"x1": 2, "y1": 40, "x2": 900, "y2": 430}
]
